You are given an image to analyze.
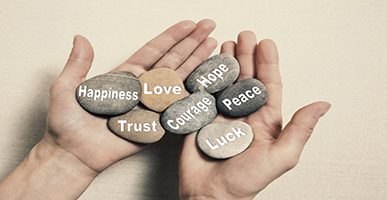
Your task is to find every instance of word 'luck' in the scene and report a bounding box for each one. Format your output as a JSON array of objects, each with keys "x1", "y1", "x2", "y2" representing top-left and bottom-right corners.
[{"x1": 205, "y1": 127, "x2": 247, "y2": 150}]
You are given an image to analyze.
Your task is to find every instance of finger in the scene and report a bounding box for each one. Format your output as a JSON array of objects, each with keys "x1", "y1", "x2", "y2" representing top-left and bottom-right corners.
[
  {"x1": 255, "y1": 39, "x2": 281, "y2": 111},
  {"x1": 176, "y1": 37, "x2": 218, "y2": 81},
  {"x1": 113, "y1": 20, "x2": 197, "y2": 77},
  {"x1": 274, "y1": 102, "x2": 331, "y2": 168},
  {"x1": 58, "y1": 35, "x2": 94, "y2": 85},
  {"x1": 246, "y1": 39, "x2": 282, "y2": 138},
  {"x1": 220, "y1": 41, "x2": 236, "y2": 57},
  {"x1": 236, "y1": 31, "x2": 257, "y2": 81},
  {"x1": 153, "y1": 19, "x2": 216, "y2": 70}
]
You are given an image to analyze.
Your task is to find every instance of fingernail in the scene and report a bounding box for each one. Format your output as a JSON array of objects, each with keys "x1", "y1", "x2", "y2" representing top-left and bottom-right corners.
[{"x1": 317, "y1": 103, "x2": 331, "y2": 118}]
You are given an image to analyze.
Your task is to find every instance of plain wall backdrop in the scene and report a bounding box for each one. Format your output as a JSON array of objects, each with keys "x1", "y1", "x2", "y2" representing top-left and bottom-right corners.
[{"x1": 1, "y1": 0, "x2": 386, "y2": 199}]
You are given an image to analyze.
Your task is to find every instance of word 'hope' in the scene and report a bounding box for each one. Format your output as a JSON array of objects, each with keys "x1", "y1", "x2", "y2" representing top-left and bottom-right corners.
[{"x1": 196, "y1": 64, "x2": 229, "y2": 88}]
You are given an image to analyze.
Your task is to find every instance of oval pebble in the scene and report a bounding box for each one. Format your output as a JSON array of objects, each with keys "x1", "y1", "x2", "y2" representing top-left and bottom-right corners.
[
  {"x1": 196, "y1": 121, "x2": 253, "y2": 159},
  {"x1": 76, "y1": 71, "x2": 141, "y2": 115},
  {"x1": 108, "y1": 109, "x2": 165, "y2": 144},
  {"x1": 185, "y1": 54, "x2": 240, "y2": 94},
  {"x1": 161, "y1": 91, "x2": 217, "y2": 134},
  {"x1": 139, "y1": 68, "x2": 185, "y2": 112},
  {"x1": 216, "y1": 78, "x2": 267, "y2": 117}
]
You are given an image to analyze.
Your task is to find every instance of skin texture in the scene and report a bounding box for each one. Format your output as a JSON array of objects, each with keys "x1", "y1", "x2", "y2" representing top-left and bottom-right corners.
[
  {"x1": 47, "y1": 19, "x2": 217, "y2": 173},
  {"x1": 0, "y1": 19, "x2": 218, "y2": 200},
  {"x1": 0, "y1": 19, "x2": 330, "y2": 200},
  {"x1": 179, "y1": 31, "x2": 331, "y2": 200}
]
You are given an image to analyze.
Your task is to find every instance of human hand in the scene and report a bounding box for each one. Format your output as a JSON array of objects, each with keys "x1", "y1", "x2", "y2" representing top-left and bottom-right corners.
[
  {"x1": 0, "y1": 19, "x2": 217, "y2": 200},
  {"x1": 179, "y1": 31, "x2": 331, "y2": 200},
  {"x1": 46, "y1": 19, "x2": 217, "y2": 173}
]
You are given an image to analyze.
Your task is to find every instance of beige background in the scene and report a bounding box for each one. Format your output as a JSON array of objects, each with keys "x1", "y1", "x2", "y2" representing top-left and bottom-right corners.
[{"x1": 1, "y1": 0, "x2": 386, "y2": 199}]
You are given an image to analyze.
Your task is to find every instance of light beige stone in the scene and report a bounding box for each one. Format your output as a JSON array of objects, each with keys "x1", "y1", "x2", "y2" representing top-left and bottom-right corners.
[
  {"x1": 196, "y1": 121, "x2": 253, "y2": 159},
  {"x1": 108, "y1": 109, "x2": 165, "y2": 144},
  {"x1": 139, "y1": 68, "x2": 185, "y2": 112}
]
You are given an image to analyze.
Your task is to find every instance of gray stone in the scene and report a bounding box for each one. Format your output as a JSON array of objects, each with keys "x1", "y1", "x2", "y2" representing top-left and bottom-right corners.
[
  {"x1": 216, "y1": 78, "x2": 267, "y2": 117},
  {"x1": 185, "y1": 54, "x2": 240, "y2": 94},
  {"x1": 76, "y1": 71, "x2": 141, "y2": 116},
  {"x1": 196, "y1": 121, "x2": 253, "y2": 159},
  {"x1": 161, "y1": 91, "x2": 217, "y2": 134},
  {"x1": 108, "y1": 109, "x2": 165, "y2": 144}
]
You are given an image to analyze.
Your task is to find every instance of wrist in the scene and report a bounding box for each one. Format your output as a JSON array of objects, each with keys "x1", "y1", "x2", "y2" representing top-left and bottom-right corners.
[
  {"x1": 179, "y1": 180, "x2": 256, "y2": 200},
  {"x1": 180, "y1": 188, "x2": 256, "y2": 200},
  {"x1": 35, "y1": 134, "x2": 100, "y2": 179},
  {"x1": 0, "y1": 135, "x2": 98, "y2": 199},
  {"x1": 180, "y1": 195, "x2": 217, "y2": 200},
  {"x1": 180, "y1": 190, "x2": 255, "y2": 200},
  {"x1": 180, "y1": 195, "x2": 254, "y2": 200}
]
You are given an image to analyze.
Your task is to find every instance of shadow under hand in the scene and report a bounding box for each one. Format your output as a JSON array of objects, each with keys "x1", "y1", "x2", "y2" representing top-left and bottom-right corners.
[
  {"x1": 137, "y1": 132, "x2": 182, "y2": 200},
  {"x1": 1, "y1": 69, "x2": 55, "y2": 179}
]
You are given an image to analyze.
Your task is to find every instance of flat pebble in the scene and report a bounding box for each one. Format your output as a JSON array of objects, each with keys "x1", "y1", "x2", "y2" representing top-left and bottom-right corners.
[
  {"x1": 185, "y1": 54, "x2": 240, "y2": 94},
  {"x1": 216, "y1": 78, "x2": 267, "y2": 117},
  {"x1": 108, "y1": 109, "x2": 165, "y2": 144},
  {"x1": 139, "y1": 68, "x2": 185, "y2": 112},
  {"x1": 161, "y1": 91, "x2": 217, "y2": 134},
  {"x1": 196, "y1": 121, "x2": 253, "y2": 159},
  {"x1": 76, "y1": 71, "x2": 141, "y2": 116}
]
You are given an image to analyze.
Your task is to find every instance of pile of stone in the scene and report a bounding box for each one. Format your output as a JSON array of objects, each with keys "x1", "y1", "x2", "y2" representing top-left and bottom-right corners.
[{"x1": 76, "y1": 54, "x2": 267, "y2": 159}]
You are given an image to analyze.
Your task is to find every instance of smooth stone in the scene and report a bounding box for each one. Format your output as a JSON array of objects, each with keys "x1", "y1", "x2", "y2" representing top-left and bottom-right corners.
[
  {"x1": 76, "y1": 71, "x2": 141, "y2": 116},
  {"x1": 185, "y1": 54, "x2": 240, "y2": 94},
  {"x1": 161, "y1": 91, "x2": 217, "y2": 134},
  {"x1": 108, "y1": 109, "x2": 165, "y2": 144},
  {"x1": 196, "y1": 121, "x2": 253, "y2": 159},
  {"x1": 216, "y1": 78, "x2": 267, "y2": 117},
  {"x1": 139, "y1": 68, "x2": 185, "y2": 112}
]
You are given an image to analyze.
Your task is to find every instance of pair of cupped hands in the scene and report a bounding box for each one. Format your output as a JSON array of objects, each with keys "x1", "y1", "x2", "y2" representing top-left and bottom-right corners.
[{"x1": 45, "y1": 19, "x2": 330, "y2": 199}]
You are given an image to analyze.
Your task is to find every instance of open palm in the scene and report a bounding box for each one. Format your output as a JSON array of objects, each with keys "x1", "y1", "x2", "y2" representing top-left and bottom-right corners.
[
  {"x1": 179, "y1": 31, "x2": 331, "y2": 199},
  {"x1": 45, "y1": 19, "x2": 217, "y2": 173}
]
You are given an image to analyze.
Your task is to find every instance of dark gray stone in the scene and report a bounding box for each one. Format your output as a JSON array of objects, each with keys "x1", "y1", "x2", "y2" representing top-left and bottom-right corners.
[
  {"x1": 185, "y1": 54, "x2": 240, "y2": 94},
  {"x1": 108, "y1": 109, "x2": 165, "y2": 144},
  {"x1": 196, "y1": 121, "x2": 253, "y2": 159},
  {"x1": 161, "y1": 91, "x2": 217, "y2": 134},
  {"x1": 76, "y1": 71, "x2": 141, "y2": 115},
  {"x1": 216, "y1": 78, "x2": 267, "y2": 117}
]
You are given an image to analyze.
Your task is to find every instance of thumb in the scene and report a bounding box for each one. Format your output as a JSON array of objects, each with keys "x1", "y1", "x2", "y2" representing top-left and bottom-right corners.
[
  {"x1": 274, "y1": 102, "x2": 331, "y2": 167},
  {"x1": 58, "y1": 35, "x2": 94, "y2": 85}
]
